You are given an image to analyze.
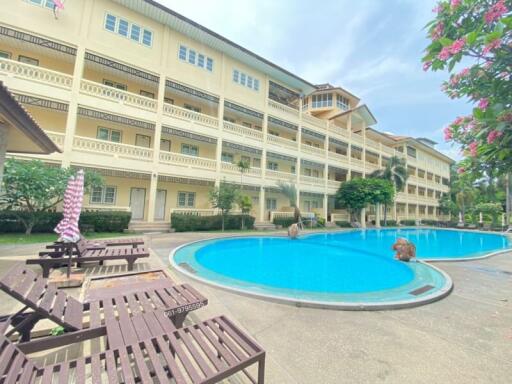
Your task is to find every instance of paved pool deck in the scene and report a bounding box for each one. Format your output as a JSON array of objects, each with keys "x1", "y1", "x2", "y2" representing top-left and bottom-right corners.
[{"x1": 0, "y1": 230, "x2": 511, "y2": 383}]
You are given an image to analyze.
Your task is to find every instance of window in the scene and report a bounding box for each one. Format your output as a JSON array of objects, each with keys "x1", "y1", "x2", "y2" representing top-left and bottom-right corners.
[
  {"x1": 181, "y1": 144, "x2": 198, "y2": 156},
  {"x1": 269, "y1": 130, "x2": 280, "y2": 137},
  {"x1": 266, "y1": 198, "x2": 277, "y2": 210},
  {"x1": 103, "y1": 79, "x2": 127, "y2": 90},
  {"x1": 178, "y1": 44, "x2": 213, "y2": 71},
  {"x1": 312, "y1": 93, "x2": 333, "y2": 108},
  {"x1": 241, "y1": 156, "x2": 251, "y2": 164},
  {"x1": 232, "y1": 69, "x2": 259, "y2": 91},
  {"x1": 253, "y1": 158, "x2": 261, "y2": 168},
  {"x1": 135, "y1": 134, "x2": 151, "y2": 148},
  {"x1": 407, "y1": 146, "x2": 417, "y2": 158},
  {"x1": 164, "y1": 97, "x2": 174, "y2": 104},
  {"x1": 223, "y1": 116, "x2": 236, "y2": 123},
  {"x1": 253, "y1": 79, "x2": 260, "y2": 91},
  {"x1": 240, "y1": 73, "x2": 246, "y2": 86},
  {"x1": 118, "y1": 19, "x2": 129, "y2": 37},
  {"x1": 160, "y1": 139, "x2": 171, "y2": 152},
  {"x1": 247, "y1": 76, "x2": 253, "y2": 89},
  {"x1": 142, "y1": 29, "x2": 153, "y2": 47},
  {"x1": 177, "y1": 192, "x2": 195, "y2": 208},
  {"x1": 267, "y1": 161, "x2": 278, "y2": 171},
  {"x1": 312, "y1": 170, "x2": 320, "y2": 178},
  {"x1": 184, "y1": 104, "x2": 201, "y2": 113},
  {"x1": 104, "y1": 13, "x2": 152, "y2": 47},
  {"x1": 221, "y1": 152, "x2": 234, "y2": 163},
  {"x1": 188, "y1": 49, "x2": 196, "y2": 65},
  {"x1": 140, "y1": 90, "x2": 154, "y2": 99},
  {"x1": 336, "y1": 94, "x2": 349, "y2": 110},
  {"x1": 105, "y1": 13, "x2": 117, "y2": 32},
  {"x1": 197, "y1": 54, "x2": 205, "y2": 68},
  {"x1": 130, "y1": 24, "x2": 141, "y2": 42},
  {"x1": 233, "y1": 70, "x2": 239, "y2": 83},
  {"x1": 304, "y1": 168, "x2": 312, "y2": 176},
  {"x1": 90, "y1": 186, "x2": 117, "y2": 205},
  {"x1": 97, "y1": 127, "x2": 121, "y2": 143},
  {"x1": 179, "y1": 45, "x2": 187, "y2": 61},
  {"x1": 0, "y1": 51, "x2": 11, "y2": 59},
  {"x1": 18, "y1": 55, "x2": 39, "y2": 66},
  {"x1": 206, "y1": 58, "x2": 213, "y2": 72},
  {"x1": 242, "y1": 122, "x2": 252, "y2": 128},
  {"x1": 291, "y1": 165, "x2": 296, "y2": 174}
]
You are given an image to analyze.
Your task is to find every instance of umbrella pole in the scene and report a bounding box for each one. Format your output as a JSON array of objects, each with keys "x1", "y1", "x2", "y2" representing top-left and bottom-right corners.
[{"x1": 66, "y1": 243, "x2": 72, "y2": 278}]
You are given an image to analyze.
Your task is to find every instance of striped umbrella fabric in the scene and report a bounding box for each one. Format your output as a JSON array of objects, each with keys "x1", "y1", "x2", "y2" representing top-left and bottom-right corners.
[{"x1": 55, "y1": 170, "x2": 84, "y2": 243}]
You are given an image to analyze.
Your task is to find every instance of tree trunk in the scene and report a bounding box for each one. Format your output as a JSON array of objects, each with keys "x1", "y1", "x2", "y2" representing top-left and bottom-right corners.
[
  {"x1": 222, "y1": 214, "x2": 225, "y2": 231},
  {"x1": 384, "y1": 203, "x2": 388, "y2": 226},
  {"x1": 25, "y1": 221, "x2": 35, "y2": 235},
  {"x1": 241, "y1": 215, "x2": 244, "y2": 230}
]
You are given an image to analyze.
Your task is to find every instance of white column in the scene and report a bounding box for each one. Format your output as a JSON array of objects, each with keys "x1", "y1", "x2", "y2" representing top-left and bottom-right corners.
[
  {"x1": 259, "y1": 187, "x2": 265, "y2": 222},
  {"x1": 0, "y1": 123, "x2": 8, "y2": 192},
  {"x1": 375, "y1": 203, "x2": 381, "y2": 228},
  {"x1": 323, "y1": 194, "x2": 328, "y2": 221},
  {"x1": 360, "y1": 207, "x2": 366, "y2": 228}
]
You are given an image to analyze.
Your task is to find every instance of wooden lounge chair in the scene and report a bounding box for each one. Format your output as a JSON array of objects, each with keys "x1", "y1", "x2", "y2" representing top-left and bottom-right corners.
[
  {"x1": 27, "y1": 240, "x2": 150, "y2": 277},
  {"x1": 0, "y1": 310, "x2": 266, "y2": 383},
  {"x1": 0, "y1": 263, "x2": 208, "y2": 341},
  {"x1": 47, "y1": 236, "x2": 145, "y2": 252}
]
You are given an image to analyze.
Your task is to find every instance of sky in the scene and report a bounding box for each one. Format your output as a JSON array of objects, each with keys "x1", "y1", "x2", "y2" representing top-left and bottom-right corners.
[{"x1": 160, "y1": 0, "x2": 472, "y2": 160}]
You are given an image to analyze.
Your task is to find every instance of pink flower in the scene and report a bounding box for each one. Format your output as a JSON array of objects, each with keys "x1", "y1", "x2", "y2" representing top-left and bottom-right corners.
[
  {"x1": 451, "y1": 0, "x2": 461, "y2": 9},
  {"x1": 487, "y1": 130, "x2": 503, "y2": 144},
  {"x1": 478, "y1": 98, "x2": 489, "y2": 110},
  {"x1": 438, "y1": 46, "x2": 452, "y2": 61},
  {"x1": 457, "y1": 167, "x2": 465, "y2": 174},
  {"x1": 484, "y1": 0, "x2": 508, "y2": 24},
  {"x1": 443, "y1": 126, "x2": 453, "y2": 141},
  {"x1": 432, "y1": 4, "x2": 443, "y2": 13},
  {"x1": 450, "y1": 75, "x2": 459, "y2": 85},
  {"x1": 431, "y1": 22, "x2": 444, "y2": 40},
  {"x1": 450, "y1": 38, "x2": 466, "y2": 54},
  {"x1": 468, "y1": 141, "x2": 478, "y2": 157},
  {"x1": 423, "y1": 61, "x2": 432, "y2": 71},
  {"x1": 453, "y1": 116, "x2": 464, "y2": 125},
  {"x1": 482, "y1": 39, "x2": 502, "y2": 55},
  {"x1": 458, "y1": 67, "x2": 470, "y2": 77}
]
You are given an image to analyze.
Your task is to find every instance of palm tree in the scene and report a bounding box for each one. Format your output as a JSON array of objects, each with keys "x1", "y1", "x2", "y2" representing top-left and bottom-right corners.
[
  {"x1": 369, "y1": 156, "x2": 408, "y2": 225},
  {"x1": 236, "y1": 159, "x2": 250, "y2": 189},
  {"x1": 277, "y1": 181, "x2": 301, "y2": 224}
]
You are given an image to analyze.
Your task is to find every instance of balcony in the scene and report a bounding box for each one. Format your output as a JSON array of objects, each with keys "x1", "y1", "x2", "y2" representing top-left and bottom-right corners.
[
  {"x1": 329, "y1": 124, "x2": 350, "y2": 138},
  {"x1": 159, "y1": 152, "x2": 216, "y2": 170},
  {"x1": 163, "y1": 103, "x2": 219, "y2": 129},
  {"x1": 80, "y1": 79, "x2": 157, "y2": 112},
  {"x1": 267, "y1": 134, "x2": 298, "y2": 150},
  {"x1": 223, "y1": 121, "x2": 263, "y2": 141},
  {"x1": 73, "y1": 135, "x2": 153, "y2": 161},
  {"x1": 381, "y1": 145, "x2": 395, "y2": 156},
  {"x1": 0, "y1": 58, "x2": 73, "y2": 90},
  {"x1": 301, "y1": 175, "x2": 324, "y2": 185},
  {"x1": 301, "y1": 144, "x2": 325, "y2": 158},
  {"x1": 328, "y1": 151, "x2": 349, "y2": 166},
  {"x1": 268, "y1": 99, "x2": 299, "y2": 118},
  {"x1": 327, "y1": 179, "x2": 342, "y2": 189},
  {"x1": 366, "y1": 138, "x2": 380, "y2": 151},
  {"x1": 302, "y1": 114, "x2": 327, "y2": 130},
  {"x1": 266, "y1": 170, "x2": 296, "y2": 182},
  {"x1": 45, "y1": 131, "x2": 65, "y2": 150},
  {"x1": 221, "y1": 162, "x2": 262, "y2": 177}
]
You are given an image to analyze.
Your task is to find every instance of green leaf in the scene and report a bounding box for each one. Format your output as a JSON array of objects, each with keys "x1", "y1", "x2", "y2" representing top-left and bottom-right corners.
[
  {"x1": 465, "y1": 31, "x2": 478, "y2": 45},
  {"x1": 438, "y1": 37, "x2": 453, "y2": 47}
]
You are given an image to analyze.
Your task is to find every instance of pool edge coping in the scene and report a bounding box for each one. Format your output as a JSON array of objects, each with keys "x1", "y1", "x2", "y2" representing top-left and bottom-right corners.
[{"x1": 168, "y1": 234, "x2": 455, "y2": 311}]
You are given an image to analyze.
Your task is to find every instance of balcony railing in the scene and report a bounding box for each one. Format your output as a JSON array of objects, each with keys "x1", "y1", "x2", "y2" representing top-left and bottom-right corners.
[
  {"x1": 159, "y1": 151, "x2": 216, "y2": 170},
  {"x1": 328, "y1": 151, "x2": 349, "y2": 163},
  {"x1": 328, "y1": 124, "x2": 350, "y2": 138},
  {"x1": 301, "y1": 175, "x2": 324, "y2": 185},
  {"x1": 267, "y1": 134, "x2": 298, "y2": 149},
  {"x1": 301, "y1": 144, "x2": 325, "y2": 157},
  {"x1": 0, "y1": 58, "x2": 73, "y2": 89},
  {"x1": 221, "y1": 162, "x2": 262, "y2": 176},
  {"x1": 83, "y1": 205, "x2": 131, "y2": 212},
  {"x1": 327, "y1": 180, "x2": 342, "y2": 189},
  {"x1": 223, "y1": 121, "x2": 263, "y2": 140},
  {"x1": 330, "y1": 212, "x2": 350, "y2": 223},
  {"x1": 381, "y1": 145, "x2": 396, "y2": 156},
  {"x1": 351, "y1": 134, "x2": 363, "y2": 144},
  {"x1": 366, "y1": 138, "x2": 380, "y2": 150},
  {"x1": 302, "y1": 114, "x2": 327, "y2": 130},
  {"x1": 80, "y1": 80, "x2": 157, "y2": 112},
  {"x1": 163, "y1": 103, "x2": 218, "y2": 129},
  {"x1": 266, "y1": 170, "x2": 296, "y2": 182},
  {"x1": 270, "y1": 211, "x2": 315, "y2": 222},
  {"x1": 73, "y1": 136, "x2": 153, "y2": 160},
  {"x1": 267, "y1": 99, "x2": 299, "y2": 117},
  {"x1": 45, "y1": 131, "x2": 65, "y2": 150}
]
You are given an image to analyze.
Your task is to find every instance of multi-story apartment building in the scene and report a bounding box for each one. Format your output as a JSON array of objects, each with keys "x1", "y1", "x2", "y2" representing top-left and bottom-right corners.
[{"x1": 0, "y1": 0, "x2": 453, "y2": 227}]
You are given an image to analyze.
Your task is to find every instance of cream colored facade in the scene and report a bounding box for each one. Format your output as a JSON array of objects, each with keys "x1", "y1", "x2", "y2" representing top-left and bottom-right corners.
[{"x1": 0, "y1": 0, "x2": 452, "y2": 225}]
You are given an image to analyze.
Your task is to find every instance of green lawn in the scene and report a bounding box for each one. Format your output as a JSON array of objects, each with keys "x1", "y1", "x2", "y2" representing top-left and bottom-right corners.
[{"x1": 0, "y1": 232, "x2": 131, "y2": 245}]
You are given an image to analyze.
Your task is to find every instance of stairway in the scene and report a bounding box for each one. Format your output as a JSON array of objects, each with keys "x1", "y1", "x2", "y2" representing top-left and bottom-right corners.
[
  {"x1": 254, "y1": 221, "x2": 277, "y2": 230},
  {"x1": 127, "y1": 221, "x2": 172, "y2": 233}
]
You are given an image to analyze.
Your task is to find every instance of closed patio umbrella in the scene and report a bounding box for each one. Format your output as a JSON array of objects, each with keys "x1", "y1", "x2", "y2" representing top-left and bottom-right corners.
[{"x1": 54, "y1": 169, "x2": 85, "y2": 277}]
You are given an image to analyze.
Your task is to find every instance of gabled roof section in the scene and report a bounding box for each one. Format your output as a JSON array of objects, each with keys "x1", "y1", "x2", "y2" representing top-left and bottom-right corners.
[
  {"x1": 312, "y1": 83, "x2": 360, "y2": 102},
  {"x1": 329, "y1": 104, "x2": 377, "y2": 126},
  {"x1": 114, "y1": 0, "x2": 317, "y2": 95},
  {"x1": 0, "y1": 82, "x2": 60, "y2": 154}
]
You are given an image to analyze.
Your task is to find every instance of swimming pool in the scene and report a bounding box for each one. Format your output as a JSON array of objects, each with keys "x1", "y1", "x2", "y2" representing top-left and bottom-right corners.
[{"x1": 171, "y1": 229, "x2": 510, "y2": 309}]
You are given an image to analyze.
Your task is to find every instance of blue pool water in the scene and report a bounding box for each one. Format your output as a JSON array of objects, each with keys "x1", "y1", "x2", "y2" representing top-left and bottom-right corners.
[{"x1": 172, "y1": 229, "x2": 510, "y2": 307}]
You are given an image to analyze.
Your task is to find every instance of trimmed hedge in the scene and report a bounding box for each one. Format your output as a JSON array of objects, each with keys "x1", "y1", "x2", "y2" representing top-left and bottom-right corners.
[
  {"x1": 399, "y1": 220, "x2": 417, "y2": 226},
  {"x1": 335, "y1": 221, "x2": 352, "y2": 228},
  {"x1": 171, "y1": 214, "x2": 255, "y2": 232},
  {"x1": 381, "y1": 220, "x2": 397, "y2": 227},
  {"x1": 0, "y1": 210, "x2": 131, "y2": 233},
  {"x1": 421, "y1": 219, "x2": 438, "y2": 226},
  {"x1": 272, "y1": 217, "x2": 296, "y2": 228}
]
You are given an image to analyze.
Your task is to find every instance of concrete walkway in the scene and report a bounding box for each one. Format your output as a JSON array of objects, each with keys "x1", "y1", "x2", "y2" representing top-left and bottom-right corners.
[{"x1": 0, "y1": 231, "x2": 511, "y2": 383}]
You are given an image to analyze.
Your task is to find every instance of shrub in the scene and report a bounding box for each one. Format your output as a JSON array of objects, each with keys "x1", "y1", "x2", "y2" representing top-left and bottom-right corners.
[
  {"x1": 272, "y1": 217, "x2": 296, "y2": 228},
  {"x1": 79, "y1": 211, "x2": 131, "y2": 232},
  {"x1": 171, "y1": 214, "x2": 255, "y2": 232},
  {"x1": 335, "y1": 221, "x2": 352, "y2": 228},
  {"x1": 422, "y1": 219, "x2": 438, "y2": 226},
  {"x1": 399, "y1": 219, "x2": 416, "y2": 226},
  {"x1": 0, "y1": 210, "x2": 131, "y2": 233},
  {"x1": 381, "y1": 220, "x2": 397, "y2": 227}
]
